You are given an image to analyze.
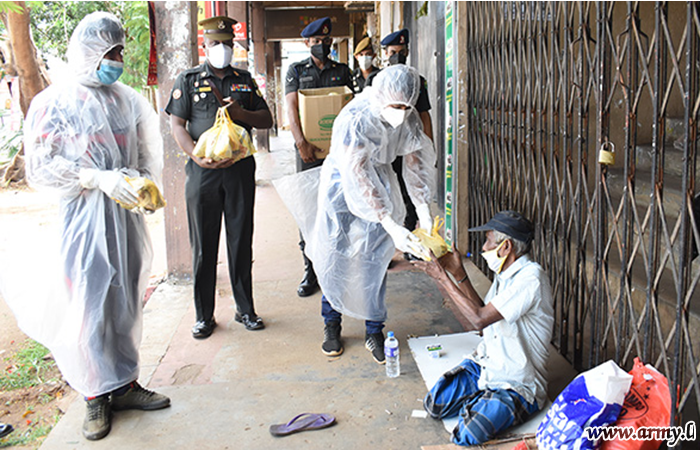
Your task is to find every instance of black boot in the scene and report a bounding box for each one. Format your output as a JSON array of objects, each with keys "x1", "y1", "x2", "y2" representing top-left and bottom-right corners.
[{"x1": 297, "y1": 253, "x2": 319, "y2": 297}]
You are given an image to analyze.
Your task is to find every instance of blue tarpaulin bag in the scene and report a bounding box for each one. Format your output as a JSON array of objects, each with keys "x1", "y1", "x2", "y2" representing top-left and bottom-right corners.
[{"x1": 537, "y1": 360, "x2": 633, "y2": 450}]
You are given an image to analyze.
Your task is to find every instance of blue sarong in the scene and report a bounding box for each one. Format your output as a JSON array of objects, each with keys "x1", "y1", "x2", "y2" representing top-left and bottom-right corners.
[{"x1": 424, "y1": 359, "x2": 539, "y2": 446}]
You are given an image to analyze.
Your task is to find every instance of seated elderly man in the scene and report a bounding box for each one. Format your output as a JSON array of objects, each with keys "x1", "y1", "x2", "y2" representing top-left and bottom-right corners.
[{"x1": 413, "y1": 210, "x2": 554, "y2": 446}]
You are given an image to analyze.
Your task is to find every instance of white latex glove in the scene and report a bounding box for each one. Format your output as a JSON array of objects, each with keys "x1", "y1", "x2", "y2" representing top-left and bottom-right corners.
[
  {"x1": 131, "y1": 206, "x2": 154, "y2": 215},
  {"x1": 119, "y1": 167, "x2": 140, "y2": 178},
  {"x1": 79, "y1": 169, "x2": 139, "y2": 206},
  {"x1": 380, "y1": 216, "x2": 430, "y2": 260},
  {"x1": 416, "y1": 203, "x2": 432, "y2": 232}
]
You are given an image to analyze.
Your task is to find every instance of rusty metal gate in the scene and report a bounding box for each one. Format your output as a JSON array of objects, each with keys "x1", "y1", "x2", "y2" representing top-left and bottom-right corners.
[{"x1": 462, "y1": 1, "x2": 700, "y2": 438}]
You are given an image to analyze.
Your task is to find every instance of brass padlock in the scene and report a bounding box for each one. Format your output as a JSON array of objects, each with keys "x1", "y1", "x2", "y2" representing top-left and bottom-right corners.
[{"x1": 598, "y1": 141, "x2": 616, "y2": 165}]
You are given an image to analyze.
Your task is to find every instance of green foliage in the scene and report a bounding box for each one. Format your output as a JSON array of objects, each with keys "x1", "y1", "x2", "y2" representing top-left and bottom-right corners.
[
  {"x1": 0, "y1": 124, "x2": 22, "y2": 167},
  {"x1": 0, "y1": 1, "x2": 23, "y2": 14},
  {"x1": 21, "y1": 1, "x2": 151, "y2": 88},
  {"x1": 119, "y1": 1, "x2": 149, "y2": 87},
  {"x1": 0, "y1": 415, "x2": 57, "y2": 448},
  {"x1": 0, "y1": 340, "x2": 59, "y2": 390},
  {"x1": 27, "y1": 1, "x2": 115, "y2": 60}
]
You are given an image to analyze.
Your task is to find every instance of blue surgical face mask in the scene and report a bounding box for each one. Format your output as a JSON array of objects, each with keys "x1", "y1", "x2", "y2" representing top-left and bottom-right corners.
[{"x1": 96, "y1": 59, "x2": 124, "y2": 85}]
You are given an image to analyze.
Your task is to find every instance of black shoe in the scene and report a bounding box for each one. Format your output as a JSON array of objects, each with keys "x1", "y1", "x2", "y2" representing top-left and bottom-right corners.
[
  {"x1": 322, "y1": 321, "x2": 343, "y2": 356},
  {"x1": 83, "y1": 395, "x2": 111, "y2": 441},
  {"x1": 0, "y1": 423, "x2": 13, "y2": 439},
  {"x1": 235, "y1": 312, "x2": 265, "y2": 330},
  {"x1": 192, "y1": 318, "x2": 217, "y2": 339},
  {"x1": 365, "y1": 332, "x2": 386, "y2": 364},
  {"x1": 297, "y1": 270, "x2": 319, "y2": 297}
]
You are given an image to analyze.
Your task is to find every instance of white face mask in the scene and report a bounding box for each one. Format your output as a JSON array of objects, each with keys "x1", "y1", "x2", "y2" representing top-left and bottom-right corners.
[
  {"x1": 358, "y1": 55, "x2": 374, "y2": 71},
  {"x1": 381, "y1": 107, "x2": 409, "y2": 128},
  {"x1": 206, "y1": 43, "x2": 233, "y2": 69},
  {"x1": 481, "y1": 240, "x2": 508, "y2": 274}
]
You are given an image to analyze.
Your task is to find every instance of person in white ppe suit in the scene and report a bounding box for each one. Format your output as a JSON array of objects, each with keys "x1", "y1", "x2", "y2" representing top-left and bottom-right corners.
[
  {"x1": 18, "y1": 12, "x2": 169, "y2": 441},
  {"x1": 306, "y1": 64, "x2": 436, "y2": 364}
]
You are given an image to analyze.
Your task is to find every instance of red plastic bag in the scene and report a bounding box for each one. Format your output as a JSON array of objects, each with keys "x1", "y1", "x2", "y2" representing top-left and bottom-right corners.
[
  {"x1": 512, "y1": 440, "x2": 536, "y2": 450},
  {"x1": 600, "y1": 357, "x2": 671, "y2": 450}
]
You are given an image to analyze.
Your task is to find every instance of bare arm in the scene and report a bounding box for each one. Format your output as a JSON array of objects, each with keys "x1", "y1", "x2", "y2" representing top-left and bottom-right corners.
[
  {"x1": 413, "y1": 250, "x2": 503, "y2": 331},
  {"x1": 285, "y1": 91, "x2": 321, "y2": 163}
]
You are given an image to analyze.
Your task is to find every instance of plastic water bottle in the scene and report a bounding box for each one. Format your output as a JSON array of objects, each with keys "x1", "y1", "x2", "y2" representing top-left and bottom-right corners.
[{"x1": 385, "y1": 331, "x2": 400, "y2": 378}]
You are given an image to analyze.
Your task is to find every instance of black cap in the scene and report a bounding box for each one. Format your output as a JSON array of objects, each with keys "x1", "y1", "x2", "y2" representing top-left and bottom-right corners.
[
  {"x1": 301, "y1": 17, "x2": 331, "y2": 38},
  {"x1": 381, "y1": 28, "x2": 409, "y2": 46},
  {"x1": 469, "y1": 210, "x2": 535, "y2": 245}
]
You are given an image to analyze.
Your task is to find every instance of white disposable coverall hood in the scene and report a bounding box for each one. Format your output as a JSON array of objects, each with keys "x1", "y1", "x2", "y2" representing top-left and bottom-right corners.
[
  {"x1": 275, "y1": 65, "x2": 435, "y2": 321},
  {"x1": 0, "y1": 12, "x2": 163, "y2": 396},
  {"x1": 67, "y1": 11, "x2": 126, "y2": 87}
]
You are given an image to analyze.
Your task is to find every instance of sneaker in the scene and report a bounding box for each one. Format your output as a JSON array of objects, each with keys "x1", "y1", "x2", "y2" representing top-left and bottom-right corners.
[
  {"x1": 111, "y1": 382, "x2": 171, "y2": 411},
  {"x1": 322, "y1": 321, "x2": 343, "y2": 356},
  {"x1": 83, "y1": 395, "x2": 111, "y2": 441},
  {"x1": 365, "y1": 332, "x2": 386, "y2": 364}
]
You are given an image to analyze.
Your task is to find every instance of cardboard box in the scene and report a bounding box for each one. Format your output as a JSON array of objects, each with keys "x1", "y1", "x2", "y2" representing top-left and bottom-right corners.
[{"x1": 298, "y1": 86, "x2": 354, "y2": 159}]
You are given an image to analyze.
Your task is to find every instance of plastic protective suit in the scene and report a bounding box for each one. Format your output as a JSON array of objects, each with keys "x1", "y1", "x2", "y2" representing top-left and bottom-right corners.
[
  {"x1": 283, "y1": 65, "x2": 435, "y2": 321},
  {"x1": 2, "y1": 12, "x2": 162, "y2": 397}
]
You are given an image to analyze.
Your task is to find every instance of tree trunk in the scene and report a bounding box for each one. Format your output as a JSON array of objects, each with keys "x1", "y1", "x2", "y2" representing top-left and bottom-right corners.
[{"x1": 6, "y1": 1, "x2": 45, "y2": 118}]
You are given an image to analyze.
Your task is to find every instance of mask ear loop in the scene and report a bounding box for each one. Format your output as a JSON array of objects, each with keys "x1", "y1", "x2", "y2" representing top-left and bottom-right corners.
[
  {"x1": 495, "y1": 239, "x2": 508, "y2": 257},
  {"x1": 494, "y1": 239, "x2": 509, "y2": 273}
]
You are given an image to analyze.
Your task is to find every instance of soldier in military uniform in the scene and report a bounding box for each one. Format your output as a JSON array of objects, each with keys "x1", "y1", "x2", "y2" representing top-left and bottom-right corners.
[
  {"x1": 352, "y1": 36, "x2": 379, "y2": 93},
  {"x1": 284, "y1": 17, "x2": 354, "y2": 297},
  {"x1": 166, "y1": 16, "x2": 273, "y2": 339},
  {"x1": 366, "y1": 28, "x2": 434, "y2": 233}
]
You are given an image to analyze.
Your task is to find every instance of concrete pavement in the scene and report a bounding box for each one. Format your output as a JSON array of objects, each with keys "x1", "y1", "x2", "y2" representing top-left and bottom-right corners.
[
  {"x1": 39, "y1": 132, "x2": 576, "y2": 450},
  {"x1": 39, "y1": 133, "x2": 471, "y2": 449}
]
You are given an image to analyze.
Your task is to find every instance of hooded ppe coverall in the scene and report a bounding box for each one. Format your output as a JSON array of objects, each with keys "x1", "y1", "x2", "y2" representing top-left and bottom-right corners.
[
  {"x1": 306, "y1": 65, "x2": 435, "y2": 321},
  {"x1": 3, "y1": 12, "x2": 163, "y2": 397}
]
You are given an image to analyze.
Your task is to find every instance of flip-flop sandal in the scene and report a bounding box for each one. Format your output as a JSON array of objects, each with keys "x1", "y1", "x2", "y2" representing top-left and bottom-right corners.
[
  {"x1": 269, "y1": 413, "x2": 336, "y2": 437},
  {"x1": 0, "y1": 424, "x2": 13, "y2": 439}
]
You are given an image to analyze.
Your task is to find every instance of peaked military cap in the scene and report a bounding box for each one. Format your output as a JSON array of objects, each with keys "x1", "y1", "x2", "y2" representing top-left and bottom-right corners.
[
  {"x1": 199, "y1": 16, "x2": 237, "y2": 41},
  {"x1": 354, "y1": 36, "x2": 374, "y2": 56},
  {"x1": 301, "y1": 17, "x2": 332, "y2": 38},
  {"x1": 381, "y1": 28, "x2": 409, "y2": 46}
]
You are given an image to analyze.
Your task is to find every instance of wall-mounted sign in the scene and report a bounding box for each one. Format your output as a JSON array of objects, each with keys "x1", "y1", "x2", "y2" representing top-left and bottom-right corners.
[
  {"x1": 234, "y1": 22, "x2": 247, "y2": 41},
  {"x1": 444, "y1": 0, "x2": 455, "y2": 245},
  {"x1": 265, "y1": 8, "x2": 349, "y2": 40}
]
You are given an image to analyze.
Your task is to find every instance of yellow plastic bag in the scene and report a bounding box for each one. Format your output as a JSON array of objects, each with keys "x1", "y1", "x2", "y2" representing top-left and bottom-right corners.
[
  {"x1": 412, "y1": 216, "x2": 449, "y2": 261},
  {"x1": 117, "y1": 177, "x2": 167, "y2": 212},
  {"x1": 192, "y1": 106, "x2": 256, "y2": 162}
]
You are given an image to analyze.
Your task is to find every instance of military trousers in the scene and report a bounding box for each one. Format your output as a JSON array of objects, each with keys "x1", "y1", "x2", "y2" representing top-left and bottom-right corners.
[{"x1": 185, "y1": 156, "x2": 257, "y2": 322}]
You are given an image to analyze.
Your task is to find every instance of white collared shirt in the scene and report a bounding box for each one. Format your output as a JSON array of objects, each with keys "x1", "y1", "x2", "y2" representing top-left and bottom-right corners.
[{"x1": 470, "y1": 254, "x2": 554, "y2": 408}]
